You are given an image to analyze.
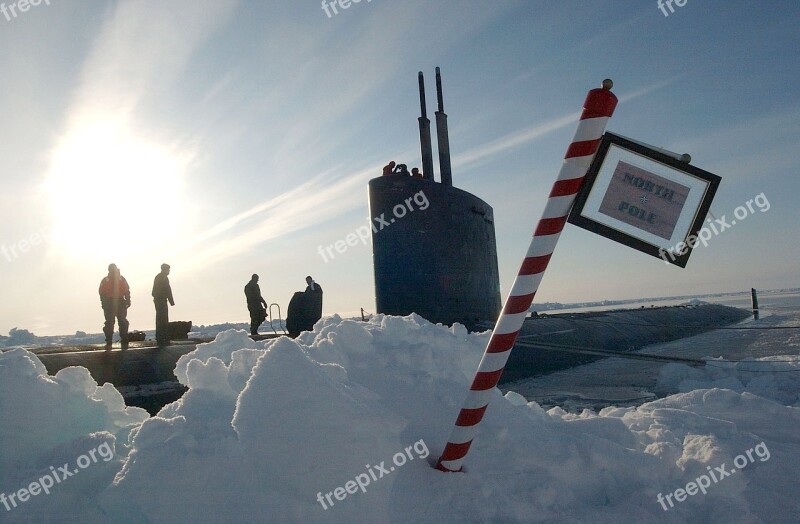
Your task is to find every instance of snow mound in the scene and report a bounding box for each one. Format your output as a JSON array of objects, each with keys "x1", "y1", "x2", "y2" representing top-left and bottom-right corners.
[
  {"x1": 0, "y1": 349, "x2": 148, "y2": 520},
  {"x1": 657, "y1": 356, "x2": 800, "y2": 406},
  {"x1": 2, "y1": 315, "x2": 799, "y2": 522}
]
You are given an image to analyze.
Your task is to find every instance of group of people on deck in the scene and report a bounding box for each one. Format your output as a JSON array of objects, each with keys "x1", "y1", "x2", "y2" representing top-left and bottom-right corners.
[
  {"x1": 98, "y1": 263, "x2": 175, "y2": 349},
  {"x1": 382, "y1": 160, "x2": 423, "y2": 178},
  {"x1": 247, "y1": 275, "x2": 323, "y2": 337},
  {"x1": 99, "y1": 264, "x2": 321, "y2": 348}
]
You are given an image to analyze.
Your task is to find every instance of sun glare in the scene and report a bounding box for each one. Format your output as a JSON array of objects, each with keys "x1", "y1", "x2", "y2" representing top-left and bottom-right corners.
[{"x1": 45, "y1": 121, "x2": 188, "y2": 262}]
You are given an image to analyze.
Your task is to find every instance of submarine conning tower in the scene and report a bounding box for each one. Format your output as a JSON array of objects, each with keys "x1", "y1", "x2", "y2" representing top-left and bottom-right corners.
[{"x1": 368, "y1": 67, "x2": 501, "y2": 330}]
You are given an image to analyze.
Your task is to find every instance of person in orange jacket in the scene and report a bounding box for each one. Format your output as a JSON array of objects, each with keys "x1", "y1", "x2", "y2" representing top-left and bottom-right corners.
[{"x1": 99, "y1": 263, "x2": 131, "y2": 349}]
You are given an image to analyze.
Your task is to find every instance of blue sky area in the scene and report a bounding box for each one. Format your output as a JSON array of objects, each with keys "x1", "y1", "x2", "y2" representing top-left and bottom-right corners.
[{"x1": 1, "y1": 0, "x2": 798, "y2": 335}]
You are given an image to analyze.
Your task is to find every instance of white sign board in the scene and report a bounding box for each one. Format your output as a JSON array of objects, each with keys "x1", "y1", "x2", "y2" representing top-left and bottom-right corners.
[{"x1": 568, "y1": 133, "x2": 721, "y2": 267}]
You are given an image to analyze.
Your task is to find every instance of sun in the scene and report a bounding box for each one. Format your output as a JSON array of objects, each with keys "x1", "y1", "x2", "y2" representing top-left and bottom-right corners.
[{"x1": 44, "y1": 120, "x2": 189, "y2": 262}]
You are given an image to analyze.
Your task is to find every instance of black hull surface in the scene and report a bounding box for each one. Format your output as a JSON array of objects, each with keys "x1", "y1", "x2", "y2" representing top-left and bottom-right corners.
[{"x1": 495, "y1": 304, "x2": 751, "y2": 384}]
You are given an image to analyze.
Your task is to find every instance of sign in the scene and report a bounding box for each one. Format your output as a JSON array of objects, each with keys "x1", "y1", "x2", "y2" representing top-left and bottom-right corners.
[{"x1": 568, "y1": 132, "x2": 720, "y2": 267}]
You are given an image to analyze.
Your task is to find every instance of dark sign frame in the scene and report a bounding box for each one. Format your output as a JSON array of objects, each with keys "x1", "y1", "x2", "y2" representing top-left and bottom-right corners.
[{"x1": 567, "y1": 132, "x2": 721, "y2": 268}]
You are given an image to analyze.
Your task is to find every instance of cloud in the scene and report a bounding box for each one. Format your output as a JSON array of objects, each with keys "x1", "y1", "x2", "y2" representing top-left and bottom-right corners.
[
  {"x1": 453, "y1": 77, "x2": 684, "y2": 171},
  {"x1": 182, "y1": 73, "x2": 691, "y2": 272},
  {"x1": 68, "y1": 0, "x2": 239, "y2": 118},
  {"x1": 175, "y1": 164, "x2": 382, "y2": 271}
]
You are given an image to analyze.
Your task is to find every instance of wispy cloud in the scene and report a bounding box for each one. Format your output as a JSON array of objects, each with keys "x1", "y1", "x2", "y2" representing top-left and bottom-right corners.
[
  {"x1": 45, "y1": 0, "x2": 241, "y2": 186},
  {"x1": 453, "y1": 111, "x2": 580, "y2": 171},
  {"x1": 617, "y1": 75, "x2": 686, "y2": 104},
  {"x1": 69, "y1": 0, "x2": 239, "y2": 120},
  {"x1": 40, "y1": 0, "x2": 241, "y2": 264},
  {"x1": 175, "y1": 163, "x2": 382, "y2": 271},
  {"x1": 238, "y1": 0, "x2": 520, "y2": 177},
  {"x1": 182, "y1": 75, "x2": 689, "y2": 271},
  {"x1": 453, "y1": 76, "x2": 684, "y2": 172}
]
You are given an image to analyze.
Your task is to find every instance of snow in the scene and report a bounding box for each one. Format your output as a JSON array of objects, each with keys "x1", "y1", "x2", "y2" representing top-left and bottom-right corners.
[
  {"x1": 0, "y1": 349, "x2": 149, "y2": 521},
  {"x1": 658, "y1": 356, "x2": 800, "y2": 406},
  {"x1": 1, "y1": 309, "x2": 799, "y2": 522}
]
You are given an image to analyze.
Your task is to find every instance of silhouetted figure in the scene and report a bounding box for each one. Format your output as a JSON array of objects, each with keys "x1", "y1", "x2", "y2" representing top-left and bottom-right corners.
[
  {"x1": 392, "y1": 163, "x2": 410, "y2": 176},
  {"x1": 99, "y1": 263, "x2": 130, "y2": 350},
  {"x1": 286, "y1": 276, "x2": 324, "y2": 338},
  {"x1": 305, "y1": 276, "x2": 323, "y2": 325},
  {"x1": 244, "y1": 274, "x2": 268, "y2": 336},
  {"x1": 411, "y1": 167, "x2": 423, "y2": 178},
  {"x1": 152, "y1": 263, "x2": 175, "y2": 347},
  {"x1": 285, "y1": 292, "x2": 306, "y2": 338},
  {"x1": 382, "y1": 161, "x2": 396, "y2": 176}
]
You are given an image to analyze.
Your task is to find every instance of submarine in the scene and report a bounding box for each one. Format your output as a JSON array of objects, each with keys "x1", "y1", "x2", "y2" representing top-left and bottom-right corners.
[{"x1": 368, "y1": 68, "x2": 502, "y2": 330}]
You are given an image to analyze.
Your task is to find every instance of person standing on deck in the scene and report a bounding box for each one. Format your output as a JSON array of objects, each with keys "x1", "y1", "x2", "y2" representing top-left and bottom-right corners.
[
  {"x1": 152, "y1": 263, "x2": 175, "y2": 347},
  {"x1": 99, "y1": 263, "x2": 130, "y2": 350},
  {"x1": 244, "y1": 274, "x2": 268, "y2": 336},
  {"x1": 305, "y1": 276, "x2": 323, "y2": 326}
]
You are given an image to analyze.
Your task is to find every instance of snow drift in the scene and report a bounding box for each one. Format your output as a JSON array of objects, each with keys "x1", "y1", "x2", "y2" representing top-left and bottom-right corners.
[{"x1": 1, "y1": 314, "x2": 798, "y2": 523}]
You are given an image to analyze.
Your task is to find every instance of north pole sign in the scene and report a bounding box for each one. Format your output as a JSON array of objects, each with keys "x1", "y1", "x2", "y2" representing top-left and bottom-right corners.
[{"x1": 568, "y1": 132, "x2": 720, "y2": 267}]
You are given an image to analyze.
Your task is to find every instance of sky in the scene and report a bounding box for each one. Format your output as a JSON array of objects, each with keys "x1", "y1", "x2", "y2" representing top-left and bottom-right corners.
[{"x1": 0, "y1": 0, "x2": 798, "y2": 336}]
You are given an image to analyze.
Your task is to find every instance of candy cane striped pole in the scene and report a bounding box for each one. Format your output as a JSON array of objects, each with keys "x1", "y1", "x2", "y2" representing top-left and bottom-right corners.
[{"x1": 435, "y1": 79, "x2": 618, "y2": 473}]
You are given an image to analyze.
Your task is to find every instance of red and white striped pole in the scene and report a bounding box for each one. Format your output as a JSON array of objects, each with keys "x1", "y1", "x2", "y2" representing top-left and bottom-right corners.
[{"x1": 435, "y1": 79, "x2": 618, "y2": 473}]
